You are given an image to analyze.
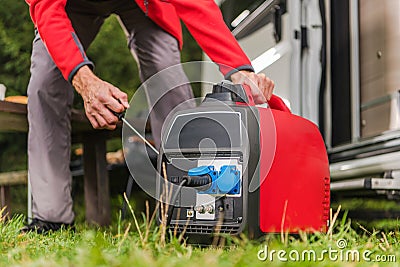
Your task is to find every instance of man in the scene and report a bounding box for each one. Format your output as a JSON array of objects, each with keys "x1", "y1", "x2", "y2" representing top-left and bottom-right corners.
[{"x1": 22, "y1": 0, "x2": 275, "y2": 233}]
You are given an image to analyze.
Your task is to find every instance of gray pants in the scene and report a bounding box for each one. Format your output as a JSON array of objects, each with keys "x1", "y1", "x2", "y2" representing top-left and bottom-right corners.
[{"x1": 27, "y1": 0, "x2": 193, "y2": 223}]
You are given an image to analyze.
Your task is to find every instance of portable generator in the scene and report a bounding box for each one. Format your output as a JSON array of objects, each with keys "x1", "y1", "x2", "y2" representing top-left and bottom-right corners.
[{"x1": 156, "y1": 81, "x2": 330, "y2": 241}]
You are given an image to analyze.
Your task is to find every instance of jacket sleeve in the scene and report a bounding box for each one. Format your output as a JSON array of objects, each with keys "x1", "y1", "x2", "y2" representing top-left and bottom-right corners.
[
  {"x1": 167, "y1": 0, "x2": 254, "y2": 78},
  {"x1": 26, "y1": 0, "x2": 94, "y2": 82}
]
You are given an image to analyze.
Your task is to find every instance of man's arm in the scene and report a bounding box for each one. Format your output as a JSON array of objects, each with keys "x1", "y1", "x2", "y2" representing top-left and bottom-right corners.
[
  {"x1": 167, "y1": 0, "x2": 274, "y2": 103},
  {"x1": 26, "y1": 0, "x2": 128, "y2": 129},
  {"x1": 27, "y1": 0, "x2": 92, "y2": 82}
]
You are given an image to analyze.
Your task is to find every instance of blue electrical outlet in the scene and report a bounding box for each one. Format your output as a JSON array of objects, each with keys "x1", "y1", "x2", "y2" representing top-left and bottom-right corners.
[
  {"x1": 217, "y1": 165, "x2": 240, "y2": 195},
  {"x1": 188, "y1": 165, "x2": 241, "y2": 195}
]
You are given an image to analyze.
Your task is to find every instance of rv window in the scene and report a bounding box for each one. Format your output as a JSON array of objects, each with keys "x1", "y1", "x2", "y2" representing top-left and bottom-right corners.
[
  {"x1": 220, "y1": 0, "x2": 266, "y2": 30},
  {"x1": 220, "y1": 0, "x2": 287, "y2": 39}
]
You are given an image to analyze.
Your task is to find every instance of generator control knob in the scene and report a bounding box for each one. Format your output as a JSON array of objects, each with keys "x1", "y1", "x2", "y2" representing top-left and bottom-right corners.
[
  {"x1": 204, "y1": 205, "x2": 214, "y2": 214},
  {"x1": 194, "y1": 205, "x2": 205, "y2": 214}
]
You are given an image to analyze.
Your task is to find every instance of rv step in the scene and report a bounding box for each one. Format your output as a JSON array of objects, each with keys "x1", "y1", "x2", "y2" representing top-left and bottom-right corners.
[{"x1": 331, "y1": 178, "x2": 400, "y2": 191}]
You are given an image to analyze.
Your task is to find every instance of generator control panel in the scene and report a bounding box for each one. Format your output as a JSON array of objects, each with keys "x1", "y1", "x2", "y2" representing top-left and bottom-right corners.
[{"x1": 162, "y1": 156, "x2": 245, "y2": 231}]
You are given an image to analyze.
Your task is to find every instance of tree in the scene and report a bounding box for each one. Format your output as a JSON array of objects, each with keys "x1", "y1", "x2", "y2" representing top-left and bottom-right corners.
[{"x1": 0, "y1": 1, "x2": 32, "y2": 97}]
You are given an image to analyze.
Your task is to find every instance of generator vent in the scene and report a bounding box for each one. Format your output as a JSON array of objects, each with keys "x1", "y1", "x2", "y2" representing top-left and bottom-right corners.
[
  {"x1": 173, "y1": 224, "x2": 241, "y2": 234},
  {"x1": 322, "y1": 176, "x2": 331, "y2": 231}
]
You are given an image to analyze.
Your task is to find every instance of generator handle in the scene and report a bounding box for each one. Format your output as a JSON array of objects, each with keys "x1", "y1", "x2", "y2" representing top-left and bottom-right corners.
[
  {"x1": 240, "y1": 84, "x2": 256, "y2": 106},
  {"x1": 268, "y1": 94, "x2": 291, "y2": 113},
  {"x1": 240, "y1": 84, "x2": 291, "y2": 113}
]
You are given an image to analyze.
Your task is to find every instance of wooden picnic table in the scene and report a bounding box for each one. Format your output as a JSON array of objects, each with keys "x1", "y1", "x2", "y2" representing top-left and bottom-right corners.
[{"x1": 0, "y1": 100, "x2": 119, "y2": 226}]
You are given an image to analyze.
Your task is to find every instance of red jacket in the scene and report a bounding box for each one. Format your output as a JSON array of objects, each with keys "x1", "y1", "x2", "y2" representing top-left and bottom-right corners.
[{"x1": 26, "y1": 0, "x2": 254, "y2": 82}]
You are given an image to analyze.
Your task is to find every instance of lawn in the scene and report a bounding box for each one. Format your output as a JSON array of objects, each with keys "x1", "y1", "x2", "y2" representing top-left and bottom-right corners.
[{"x1": 1, "y1": 203, "x2": 399, "y2": 267}]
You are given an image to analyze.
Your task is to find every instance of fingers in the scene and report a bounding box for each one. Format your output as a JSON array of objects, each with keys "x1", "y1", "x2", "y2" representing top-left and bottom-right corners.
[
  {"x1": 264, "y1": 77, "x2": 274, "y2": 100},
  {"x1": 257, "y1": 73, "x2": 267, "y2": 101},
  {"x1": 252, "y1": 73, "x2": 274, "y2": 102},
  {"x1": 258, "y1": 73, "x2": 273, "y2": 100},
  {"x1": 110, "y1": 86, "x2": 130, "y2": 109},
  {"x1": 86, "y1": 113, "x2": 99, "y2": 129},
  {"x1": 244, "y1": 72, "x2": 267, "y2": 104},
  {"x1": 85, "y1": 102, "x2": 118, "y2": 130},
  {"x1": 247, "y1": 79, "x2": 267, "y2": 104},
  {"x1": 231, "y1": 70, "x2": 275, "y2": 104},
  {"x1": 95, "y1": 113, "x2": 116, "y2": 130},
  {"x1": 83, "y1": 80, "x2": 128, "y2": 130},
  {"x1": 101, "y1": 84, "x2": 126, "y2": 114},
  {"x1": 100, "y1": 108, "x2": 119, "y2": 126}
]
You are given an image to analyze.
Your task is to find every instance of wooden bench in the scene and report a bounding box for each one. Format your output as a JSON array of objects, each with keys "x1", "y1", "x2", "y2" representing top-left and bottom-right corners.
[{"x1": 0, "y1": 100, "x2": 120, "y2": 225}]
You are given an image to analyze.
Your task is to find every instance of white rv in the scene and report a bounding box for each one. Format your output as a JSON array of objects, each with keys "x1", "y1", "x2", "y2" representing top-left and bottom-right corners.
[{"x1": 202, "y1": 0, "x2": 400, "y2": 198}]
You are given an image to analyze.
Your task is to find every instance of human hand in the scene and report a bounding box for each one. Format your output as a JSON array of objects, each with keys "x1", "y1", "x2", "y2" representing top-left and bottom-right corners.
[
  {"x1": 72, "y1": 66, "x2": 129, "y2": 130},
  {"x1": 230, "y1": 70, "x2": 275, "y2": 104}
]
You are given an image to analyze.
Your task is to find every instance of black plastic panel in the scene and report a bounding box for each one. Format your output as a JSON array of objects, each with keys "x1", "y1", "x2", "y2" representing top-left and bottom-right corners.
[
  {"x1": 164, "y1": 112, "x2": 242, "y2": 150},
  {"x1": 330, "y1": 0, "x2": 352, "y2": 146}
]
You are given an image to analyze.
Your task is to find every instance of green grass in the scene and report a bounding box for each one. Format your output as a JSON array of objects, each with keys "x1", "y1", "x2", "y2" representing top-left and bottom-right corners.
[
  {"x1": 1, "y1": 206, "x2": 400, "y2": 267},
  {"x1": 332, "y1": 198, "x2": 400, "y2": 212}
]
